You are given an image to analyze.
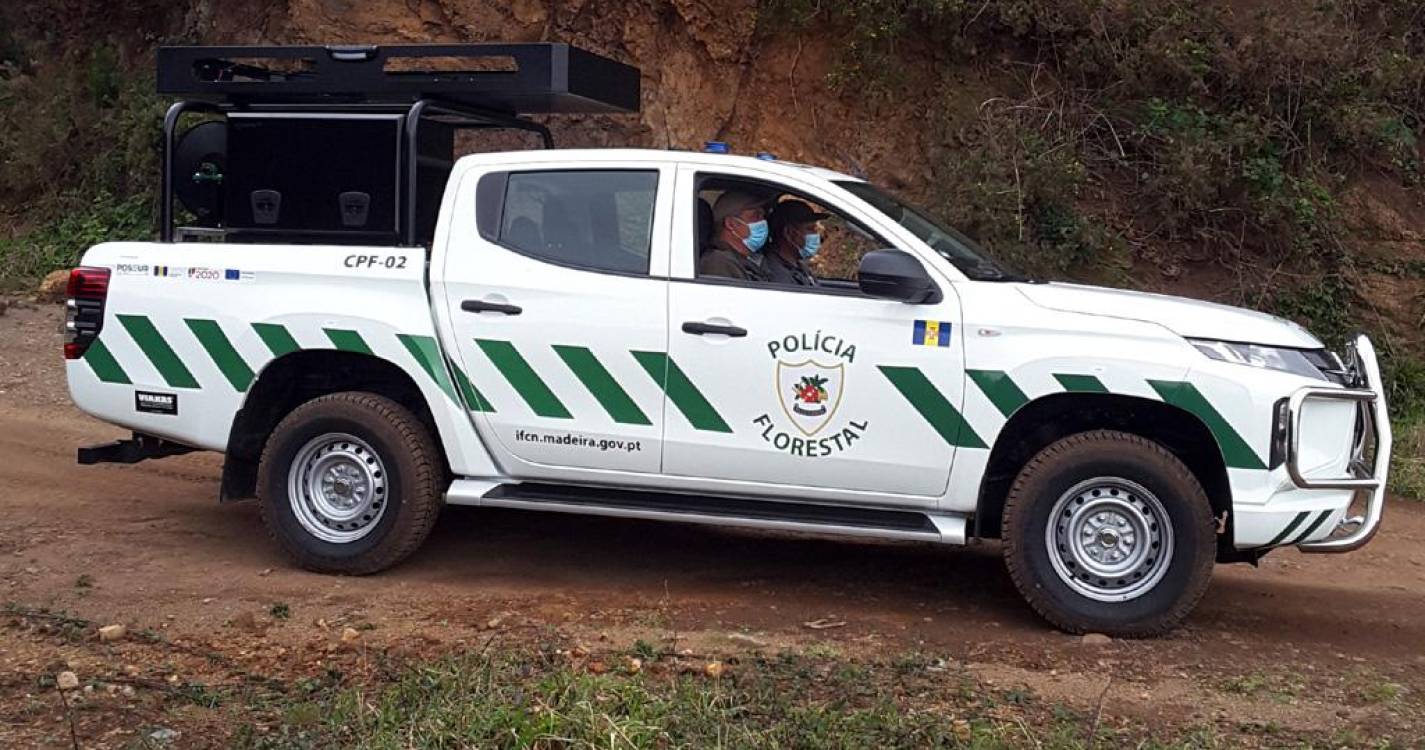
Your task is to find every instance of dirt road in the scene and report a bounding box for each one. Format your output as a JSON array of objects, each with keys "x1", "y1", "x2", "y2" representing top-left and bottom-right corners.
[{"x1": 3, "y1": 300, "x2": 1423, "y2": 746}]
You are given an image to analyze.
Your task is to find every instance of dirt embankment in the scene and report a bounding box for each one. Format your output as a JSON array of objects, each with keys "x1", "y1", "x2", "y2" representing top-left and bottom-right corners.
[
  {"x1": 2, "y1": 301, "x2": 1424, "y2": 747},
  {"x1": 7, "y1": 0, "x2": 1425, "y2": 326}
]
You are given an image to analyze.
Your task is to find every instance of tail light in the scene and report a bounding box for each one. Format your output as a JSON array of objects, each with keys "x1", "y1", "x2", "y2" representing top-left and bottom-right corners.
[{"x1": 64, "y1": 267, "x2": 111, "y2": 360}]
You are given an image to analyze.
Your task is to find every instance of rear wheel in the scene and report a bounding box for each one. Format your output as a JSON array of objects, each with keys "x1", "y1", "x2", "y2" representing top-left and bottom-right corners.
[
  {"x1": 258, "y1": 392, "x2": 441, "y2": 574},
  {"x1": 1002, "y1": 430, "x2": 1216, "y2": 637}
]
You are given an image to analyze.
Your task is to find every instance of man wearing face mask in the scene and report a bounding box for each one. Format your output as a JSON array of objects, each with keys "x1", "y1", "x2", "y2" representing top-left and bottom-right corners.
[
  {"x1": 765, "y1": 199, "x2": 828, "y2": 287},
  {"x1": 699, "y1": 190, "x2": 771, "y2": 282}
]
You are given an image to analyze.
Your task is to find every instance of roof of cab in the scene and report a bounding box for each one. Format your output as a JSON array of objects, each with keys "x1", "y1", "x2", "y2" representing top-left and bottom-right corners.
[{"x1": 455, "y1": 148, "x2": 863, "y2": 183}]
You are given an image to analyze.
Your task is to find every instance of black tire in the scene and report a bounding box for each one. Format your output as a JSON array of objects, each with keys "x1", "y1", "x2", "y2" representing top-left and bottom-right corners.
[
  {"x1": 257, "y1": 391, "x2": 442, "y2": 575},
  {"x1": 1001, "y1": 430, "x2": 1215, "y2": 637}
]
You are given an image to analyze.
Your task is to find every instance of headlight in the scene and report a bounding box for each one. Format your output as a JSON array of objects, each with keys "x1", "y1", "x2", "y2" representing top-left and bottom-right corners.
[{"x1": 1189, "y1": 339, "x2": 1327, "y2": 380}]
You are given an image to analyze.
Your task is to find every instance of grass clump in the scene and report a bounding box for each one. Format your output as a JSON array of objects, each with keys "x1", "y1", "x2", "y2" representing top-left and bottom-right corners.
[
  {"x1": 232, "y1": 649, "x2": 1235, "y2": 749},
  {"x1": 0, "y1": 191, "x2": 152, "y2": 289},
  {"x1": 1219, "y1": 670, "x2": 1308, "y2": 704}
]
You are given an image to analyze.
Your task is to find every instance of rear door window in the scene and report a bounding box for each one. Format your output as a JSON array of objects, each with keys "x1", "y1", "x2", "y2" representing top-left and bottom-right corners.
[{"x1": 490, "y1": 170, "x2": 658, "y2": 275}]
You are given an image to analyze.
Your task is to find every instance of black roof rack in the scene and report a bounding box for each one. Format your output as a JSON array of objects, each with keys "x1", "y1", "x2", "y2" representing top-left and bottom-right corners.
[{"x1": 157, "y1": 43, "x2": 640, "y2": 114}]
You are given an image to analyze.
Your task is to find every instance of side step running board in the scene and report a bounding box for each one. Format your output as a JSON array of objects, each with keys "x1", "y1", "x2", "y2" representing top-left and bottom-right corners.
[{"x1": 446, "y1": 480, "x2": 967, "y2": 545}]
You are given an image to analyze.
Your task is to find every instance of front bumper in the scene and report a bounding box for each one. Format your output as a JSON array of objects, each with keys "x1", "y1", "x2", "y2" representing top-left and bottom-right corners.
[{"x1": 1283, "y1": 334, "x2": 1391, "y2": 553}]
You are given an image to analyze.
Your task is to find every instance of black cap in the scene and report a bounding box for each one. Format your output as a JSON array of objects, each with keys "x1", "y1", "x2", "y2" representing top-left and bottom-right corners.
[{"x1": 769, "y1": 199, "x2": 830, "y2": 234}]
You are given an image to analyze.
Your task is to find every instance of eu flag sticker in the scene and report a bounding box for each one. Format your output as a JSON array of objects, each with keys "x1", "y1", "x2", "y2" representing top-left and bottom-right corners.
[{"x1": 912, "y1": 320, "x2": 953, "y2": 347}]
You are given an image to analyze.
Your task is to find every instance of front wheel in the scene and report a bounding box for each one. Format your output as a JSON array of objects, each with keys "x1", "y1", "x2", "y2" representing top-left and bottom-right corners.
[
  {"x1": 1002, "y1": 430, "x2": 1216, "y2": 637},
  {"x1": 257, "y1": 392, "x2": 442, "y2": 574}
]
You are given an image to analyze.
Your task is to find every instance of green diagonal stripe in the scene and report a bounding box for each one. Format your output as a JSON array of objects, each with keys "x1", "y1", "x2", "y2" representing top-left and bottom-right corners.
[
  {"x1": 325, "y1": 328, "x2": 373, "y2": 355},
  {"x1": 1265, "y1": 511, "x2": 1309, "y2": 547},
  {"x1": 1054, "y1": 373, "x2": 1109, "y2": 393},
  {"x1": 83, "y1": 339, "x2": 131, "y2": 384},
  {"x1": 397, "y1": 334, "x2": 456, "y2": 401},
  {"x1": 452, "y1": 363, "x2": 495, "y2": 413},
  {"x1": 252, "y1": 322, "x2": 300, "y2": 357},
  {"x1": 1148, "y1": 380, "x2": 1266, "y2": 470},
  {"x1": 117, "y1": 315, "x2": 199, "y2": 389},
  {"x1": 1291, "y1": 510, "x2": 1333, "y2": 545},
  {"x1": 476, "y1": 339, "x2": 571, "y2": 419},
  {"x1": 185, "y1": 319, "x2": 255, "y2": 392},
  {"x1": 967, "y1": 369, "x2": 1029, "y2": 417},
  {"x1": 632, "y1": 351, "x2": 731, "y2": 433},
  {"x1": 879, "y1": 366, "x2": 986, "y2": 448},
  {"x1": 554, "y1": 345, "x2": 651, "y2": 426}
]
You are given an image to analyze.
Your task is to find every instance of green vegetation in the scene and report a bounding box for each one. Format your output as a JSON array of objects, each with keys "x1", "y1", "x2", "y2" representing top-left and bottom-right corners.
[
  {"x1": 1363, "y1": 681, "x2": 1404, "y2": 705},
  {"x1": 0, "y1": 40, "x2": 162, "y2": 289},
  {"x1": 1393, "y1": 419, "x2": 1425, "y2": 499},
  {"x1": 1219, "y1": 670, "x2": 1307, "y2": 704},
  {"x1": 763, "y1": 0, "x2": 1425, "y2": 495},
  {"x1": 0, "y1": 7, "x2": 1419, "y2": 496},
  {"x1": 232, "y1": 648, "x2": 1246, "y2": 749},
  {"x1": 762, "y1": 0, "x2": 1422, "y2": 273}
]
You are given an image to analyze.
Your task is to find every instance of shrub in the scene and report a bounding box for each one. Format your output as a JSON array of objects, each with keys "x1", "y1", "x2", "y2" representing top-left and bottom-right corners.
[{"x1": 0, "y1": 45, "x2": 162, "y2": 287}]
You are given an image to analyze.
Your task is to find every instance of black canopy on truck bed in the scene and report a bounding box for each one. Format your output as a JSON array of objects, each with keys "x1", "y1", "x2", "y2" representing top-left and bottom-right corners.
[
  {"x1": 157, "y1": 43, "x2": 641, "y2": 247},
  {"x1": 157, "y1": 44, "x2": 640, "y2": 114}
]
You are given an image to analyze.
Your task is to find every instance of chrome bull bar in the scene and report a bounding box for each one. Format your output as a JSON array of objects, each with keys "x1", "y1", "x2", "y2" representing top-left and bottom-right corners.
[{"x1": 1285, "y1": 334, "x2": 1391, "y2": 553}]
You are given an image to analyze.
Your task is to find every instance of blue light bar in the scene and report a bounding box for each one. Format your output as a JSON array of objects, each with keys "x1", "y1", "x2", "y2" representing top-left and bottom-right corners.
[{"x1": 703, "y1": 141, "x2": 730, "y2": 154}]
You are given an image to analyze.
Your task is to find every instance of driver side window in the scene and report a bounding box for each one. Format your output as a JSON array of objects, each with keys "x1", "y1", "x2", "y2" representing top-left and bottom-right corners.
[
  {"x1": 808, "y1": 211, "x2": 884, "y2": 283},
  {"x1": 693, "y1": 174, "x2": 889, "y2": 290}
]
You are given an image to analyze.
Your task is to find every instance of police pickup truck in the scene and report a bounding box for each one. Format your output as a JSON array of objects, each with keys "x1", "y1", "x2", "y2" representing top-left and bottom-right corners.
[{"x1": 63, "y1": 44, "x2": 1390, "y2": 636}]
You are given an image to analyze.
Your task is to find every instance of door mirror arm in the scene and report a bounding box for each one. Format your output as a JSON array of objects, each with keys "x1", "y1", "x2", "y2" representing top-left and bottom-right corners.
[{"x1": 856, "y1": 249, "x2": 942, "y2": 304}]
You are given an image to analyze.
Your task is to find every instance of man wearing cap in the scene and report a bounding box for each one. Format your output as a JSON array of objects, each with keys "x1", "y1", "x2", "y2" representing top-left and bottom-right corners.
[
  {"x1": 699, "y1": 190, "x2": 771, "y2": 282},
  {"x1": 765, "y1": 199, "x2": 827, "y2": 287}
]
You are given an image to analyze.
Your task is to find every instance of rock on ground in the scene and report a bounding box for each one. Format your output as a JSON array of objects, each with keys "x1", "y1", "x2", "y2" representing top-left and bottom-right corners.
[{"x1": 35, "y1": 269, "x2": 69, "y2": 302}]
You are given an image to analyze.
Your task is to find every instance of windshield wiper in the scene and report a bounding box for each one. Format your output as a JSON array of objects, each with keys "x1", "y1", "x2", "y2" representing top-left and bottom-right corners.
[{"x1": 955, "y1": 261, "x2": 1031, "y2": 283}]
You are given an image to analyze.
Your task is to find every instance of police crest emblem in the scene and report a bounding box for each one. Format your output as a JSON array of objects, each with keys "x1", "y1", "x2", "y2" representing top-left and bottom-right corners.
[{"x1": 776, "y1": 359, "x2": 844, "y2": 437}]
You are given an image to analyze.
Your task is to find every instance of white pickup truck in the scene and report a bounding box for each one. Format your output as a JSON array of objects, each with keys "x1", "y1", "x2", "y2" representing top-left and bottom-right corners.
[{"x1": 63, "y1": 43, "x2": 1390, "y2": 636}]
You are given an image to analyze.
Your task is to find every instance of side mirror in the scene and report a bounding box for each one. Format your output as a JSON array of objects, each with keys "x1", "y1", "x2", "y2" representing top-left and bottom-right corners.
[{"x1": 858, "y1": 249, "x2": 942, "y2": 303}]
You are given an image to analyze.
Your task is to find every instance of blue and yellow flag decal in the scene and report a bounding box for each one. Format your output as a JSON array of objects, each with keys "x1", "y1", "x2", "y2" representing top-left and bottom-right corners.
[{"x1": 912, "y1": 320, "x2": 953, "y2": 347}]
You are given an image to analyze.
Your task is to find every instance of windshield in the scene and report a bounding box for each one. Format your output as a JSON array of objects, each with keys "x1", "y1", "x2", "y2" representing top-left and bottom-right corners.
[{"x1": 836, "y1": 181, "x2": 1025, "y2": 282}]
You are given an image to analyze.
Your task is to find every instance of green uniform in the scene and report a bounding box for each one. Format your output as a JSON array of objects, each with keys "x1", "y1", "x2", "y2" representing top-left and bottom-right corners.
[
  {"x1": 699, "y1": 239, "x2": 768, "y2": 282},
  {"x1": 763, "y1": 248, "x2": 817, "y2": 287}
]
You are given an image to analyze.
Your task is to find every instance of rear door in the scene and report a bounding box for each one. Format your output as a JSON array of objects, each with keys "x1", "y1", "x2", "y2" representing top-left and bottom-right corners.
[{"x1": 437, "y1": 162, "x2": 673, "y2": 475}]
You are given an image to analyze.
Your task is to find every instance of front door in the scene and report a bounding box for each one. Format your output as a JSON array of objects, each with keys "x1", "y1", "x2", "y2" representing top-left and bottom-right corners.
[
  {"x1": 439, "y1": 164, "x2": 673, "y2": 475},
  {"x1": 661, "y1": 167, "x2": 972, "y2": 500}
]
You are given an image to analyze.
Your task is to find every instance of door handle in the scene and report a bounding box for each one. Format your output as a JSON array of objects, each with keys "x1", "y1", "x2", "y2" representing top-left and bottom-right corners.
[
  {"x1": 462, "y1": 299, "x2": 523, "y2": 316},
  {"x1": 682, "y1": 321, "x2": 747, "y2": 337}
]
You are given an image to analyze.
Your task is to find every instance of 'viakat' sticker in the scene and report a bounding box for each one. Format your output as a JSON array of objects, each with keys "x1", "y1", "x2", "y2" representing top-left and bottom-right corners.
[{"x1": 134, "y1": 390, "x2": 178, "y2": 415}]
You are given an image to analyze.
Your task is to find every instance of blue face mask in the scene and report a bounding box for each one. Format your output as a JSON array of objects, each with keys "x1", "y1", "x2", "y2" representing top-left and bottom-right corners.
[
  {"x1": 737, "y1": 218, "x2": 769, "y2": 253},
  {"x1": 799, "y1": 233, "x2": 821, "y2": 259}
]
